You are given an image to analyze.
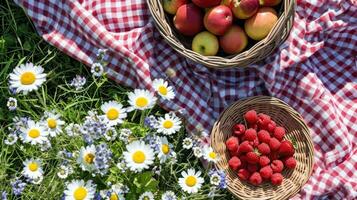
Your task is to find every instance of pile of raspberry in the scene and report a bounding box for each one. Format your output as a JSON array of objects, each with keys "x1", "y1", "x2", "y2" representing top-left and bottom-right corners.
[{"x1": 226, "y1": 110, "x2": 296, "y2": 186}]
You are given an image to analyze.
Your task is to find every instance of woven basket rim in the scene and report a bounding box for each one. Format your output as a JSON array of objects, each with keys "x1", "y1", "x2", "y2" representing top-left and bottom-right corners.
[
  {"x1": 147, "y1": 0, "x2": 296, "y2": 68},
  {"x1": 210, "y1": 96, "x2": 314, "y2": 200}
]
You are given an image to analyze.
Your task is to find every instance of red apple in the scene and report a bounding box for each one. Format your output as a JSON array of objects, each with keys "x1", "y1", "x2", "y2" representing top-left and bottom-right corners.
[
  {"x1": 221, "y1": 0, "x2": 233, "y2": 6},
  {"x1": 204, "y1": 5, "x2": 233, "y2": 36},
  {"x1": 244, "y1": 7, "x2": 278, "y2": 40},
  {"x1": 219, "y1": 25, "x2": 248, "y2": 54},
  {"x1": 259, "y1": 0, "x2": 282, "y2": 6},
  {"x1": 163, "y1": 0, "x2": 189, "y2": 15},
  {"x1": 231, "y1": 0, "x2": 259, "y2": 19},
  {"x1": 192, "y1": 0, "x2": 221, "y2": 8},
  {"x1": 174, "y1": 4, "x2": 204, "y2": 36}
]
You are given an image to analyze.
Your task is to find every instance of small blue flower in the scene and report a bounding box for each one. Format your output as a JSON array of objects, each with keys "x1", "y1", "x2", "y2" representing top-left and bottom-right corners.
[
  {"x1": 11, "y1": 178, "x2": 26, "y2": 196},
  {"x1": 1, "y1": 191, "x2": 8, "y2": 200}
]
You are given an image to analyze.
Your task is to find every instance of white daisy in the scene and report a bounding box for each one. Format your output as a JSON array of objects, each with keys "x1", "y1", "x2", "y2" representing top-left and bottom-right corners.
[
  {"x1": 64, "y1": 179, "x2": 96, "y2": 200},
  {"x1": 192, "y1": 147, "x2": 203, "y2": 158},
  {"x1": 203, "y1": 146, "x2": 219, "y2": 163},
  {"x1": 19, "y1": 120, "x2": 48, "y2": 145},
  {"x1": 182, "y1": 138, "x2": 193, "y2": 149},
  {"x1": 123, "y1": 141, "x2": 154, "y2": 172},
  {"x1": 152, "y1": 78, "x2": 175, "y2": 100},
  {"x1": 22, "y1": 158, "x2": 43, "y2": 179},
  {"x1": 156, "y1": 113, "x2": 181, "y2": 136},
  {"x1": 57, "y1": 165, "x2": 70, "y2": 179},
  {"x1": 161, "y1": 191, "x2": 177, "y2": 200},
  {"x1": 43, "y1": 111, "x2": 65, "y2": 137},
  {"x1": 127, "y1": 89, "x2": 157, "y2": 111},
  {"x1": 210, "y1": 173, "x2": 221, "y2": 186},
  {"x1": 107, "y1": 192, "x2": 125, "y2": 200},
  {"x1": 77, "y1": 145, "x2": 96, "y2": 172},
  {"x1": 104, "y1": 127, "x2": 118, "y2": 141},
  {"x1": 179, "y1": 168, "x2": 204, "y2": 194},
  {"x1": 91, "y1": 62, "x2": 104, "y2": 77},
  {"x1": 9, "y1": 62, "x2": 46, "y2": 94},
  {"x1": 101, "y1": 101, "x2": 127, "y2": 126},
  {"x1": 157, "y1": 137, "x2": 173, "y2": 163},
  {"x1": 4, "y1": 133, "x2": 18, "y2": 145},
  {"x1": 111, "y1": 183, "x2": 129, "y2": 194},
  {"x1": 138, "y1": 191, "x2": 154, "y2": 200},
  {"x1": 7, "y1": 97, "x2": 17, "y2": 111},
  {"x1": 31, "y1": 175, "x2": 43, "y2": 185}
]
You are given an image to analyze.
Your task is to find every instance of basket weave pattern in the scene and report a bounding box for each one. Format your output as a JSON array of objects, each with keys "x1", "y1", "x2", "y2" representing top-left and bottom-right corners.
[
  {"x1": 211, "y1": 96, "x2": 314, "y2": 199},
  {"x1": 147, "y1": 0, "x2": 295, "y2": 68}
]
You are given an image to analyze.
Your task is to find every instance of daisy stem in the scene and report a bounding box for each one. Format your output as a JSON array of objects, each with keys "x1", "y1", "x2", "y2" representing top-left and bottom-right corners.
[
  {"x1": 139, "y1": 110, "x2": 145, "y2": 125},
  {"x1": 131, "y1": 110, "x2": 137, "y2": 122}
]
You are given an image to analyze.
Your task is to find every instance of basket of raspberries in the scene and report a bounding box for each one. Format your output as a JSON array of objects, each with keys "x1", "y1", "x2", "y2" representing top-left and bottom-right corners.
[
  {"x1": 211, "y1": 96, "x2": 314, "y2": 200},
  {"x1": 226, "y1": 110, "x2": 297, "y2": 186}
]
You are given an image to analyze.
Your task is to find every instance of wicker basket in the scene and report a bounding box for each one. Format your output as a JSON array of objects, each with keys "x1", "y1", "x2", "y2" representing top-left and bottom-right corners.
[
  {"x1": 147, "y1": 0, "x2": 295, "y2": 69},
  {"x1": 211, "y1": 96, "x2": 314, "y2": 200}
]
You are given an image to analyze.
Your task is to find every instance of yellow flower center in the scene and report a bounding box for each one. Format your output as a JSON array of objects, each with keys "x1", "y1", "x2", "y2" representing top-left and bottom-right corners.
[
  {"x1": 73, "y1": 187, "x2": 87, "y2": 200},
  {"x1": 143, "y1": 197, "x2": 150, "y2": 200},
  {"x1": 28, "y1": 129, "x2": 40, "y2": 138},
  {"x1": 209, "y1": 152, "x2": 217, "y2": 159},
  {"x1": 110, "y1": 193, "x2": 118, "y2": 200},
  {"x1": 28, "y1": 162, "x2": 38, "y2": 172},
  {"x1": 161, "y1": 144, "x2": 170, "y2": 155},
  {"x1": 158, "y1": 86, "x2": 168, "y2": 95},
  {"x1": 20, "y1": 72, "x2": 36, "y2": 85},
  {"x1": 135, "y1": 97, "x2": 148, "y2": 108},
  {"x1": 47, "y1": 118, "x2": 57, "y2": 129},
  {"x1": 132, "y1": 151, "x2": 146, "y2": 163},
  {"x1": 163, "y1": 120, "x2": 173, "y2": 129},
  {"x1": 106, "y1": 108, "x2": 119, "y2": 120},
  {"x1": 185, "y1": 176, "x2": 197, "y2": 187},
  {"x1": 84, "y1": 153, "x2": 95, "y2": 164}
]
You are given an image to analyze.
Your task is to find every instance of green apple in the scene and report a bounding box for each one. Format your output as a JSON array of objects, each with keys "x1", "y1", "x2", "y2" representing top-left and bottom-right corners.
[{"x1": 192, "y1": 31, "x2": 219, "y2": 56}]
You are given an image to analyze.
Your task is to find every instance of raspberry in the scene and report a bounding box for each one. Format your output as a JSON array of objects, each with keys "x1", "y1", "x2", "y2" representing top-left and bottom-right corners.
[
  {"x1": 284, "y1": 157, "x2": 297, "y2": 169},
  {"x1": 258, "y1": 113, "x2": 271, "y2": 128},
  {"x1": 238, "y1": 169, "x2": 250, "y2": 181},
  {"x1": 246, "y1": 152, "x2": 260, "y2": 164},
  {"x1": 267, "y1": 121, "x2": 276, "y2": 133},
  {"x1": 228, "y1": 156, "x2": 241, "y2": 170},
  {"x1": 258, "y1": 130, "x2": 271, "y2": 143},
  {"x1": 257, "y1": 143, "x2": 271, "y2": 155},
  {"x1": 247, "y1": 164, "x2": 259, "y2": 173},
  {"x1": 244, "y1": 128, "x2": 257, "y2": 141},
  {"x1": 226, "y1": 136, "x2": 239, "y2": 152},
  {"x1": 273, "y1": 127, "x2": 285, "y2": 141},
  {"x1": 271, "y1": 160, "x2": 284, "y2": 173},
  {"x1": 260, "y1": 165, "x2": 273, "y2": 179},
  {"x1": 271, "y1": 173, "x2": 283, "y2": 185},
  {"x1": 249, "y1": 172, "x2": 262, "y2": 186},
  {"x1": 244, "y1": 110, "x2": 257, "y2": 124},
  {"x1": 269, "y1": 138, "x2": 281, "y2": 151},
  {"x1": 259, "y1": 156, "x2": 270, "y2": 167},
  {"x1": 278, "y1": 140, "x2": 295, "y2": 157},
  {"x1": 239, "y1": 155, "x2": 248, "y2": 169},
  {"x1": 252, "y1": 138, "x2": 260, "y2": 148},
  {"x1": 233, "y1": 124, "x2": 246, "y2": 136},
  {"x1": 238, "y1": 141, "x2": 253, "y2": 153}
]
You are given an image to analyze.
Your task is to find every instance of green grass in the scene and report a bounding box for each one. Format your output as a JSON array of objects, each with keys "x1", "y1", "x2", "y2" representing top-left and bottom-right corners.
[{"x1": 0, "y1": 1, "x2": 234, "y2": 199}]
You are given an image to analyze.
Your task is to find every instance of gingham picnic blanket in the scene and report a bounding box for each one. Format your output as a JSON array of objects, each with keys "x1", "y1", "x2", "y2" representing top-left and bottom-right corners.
[{"x1": 15, "y1": 0, "x2": 357, "y2": 199}]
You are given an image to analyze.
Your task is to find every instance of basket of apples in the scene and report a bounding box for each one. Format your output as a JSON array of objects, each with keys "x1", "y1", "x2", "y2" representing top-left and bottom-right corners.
[
  {"x1": 211, "y1": 96, "x2": 314, "y2": 199},
  {"x1": 147, "y1": 0, "x2": 295, "y2": 68}
]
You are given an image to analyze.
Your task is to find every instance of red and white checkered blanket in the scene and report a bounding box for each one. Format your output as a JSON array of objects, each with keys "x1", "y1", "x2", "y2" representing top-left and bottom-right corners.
[{"x1": 15, "y1": 0, "x2": 357, "y2": 199}]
